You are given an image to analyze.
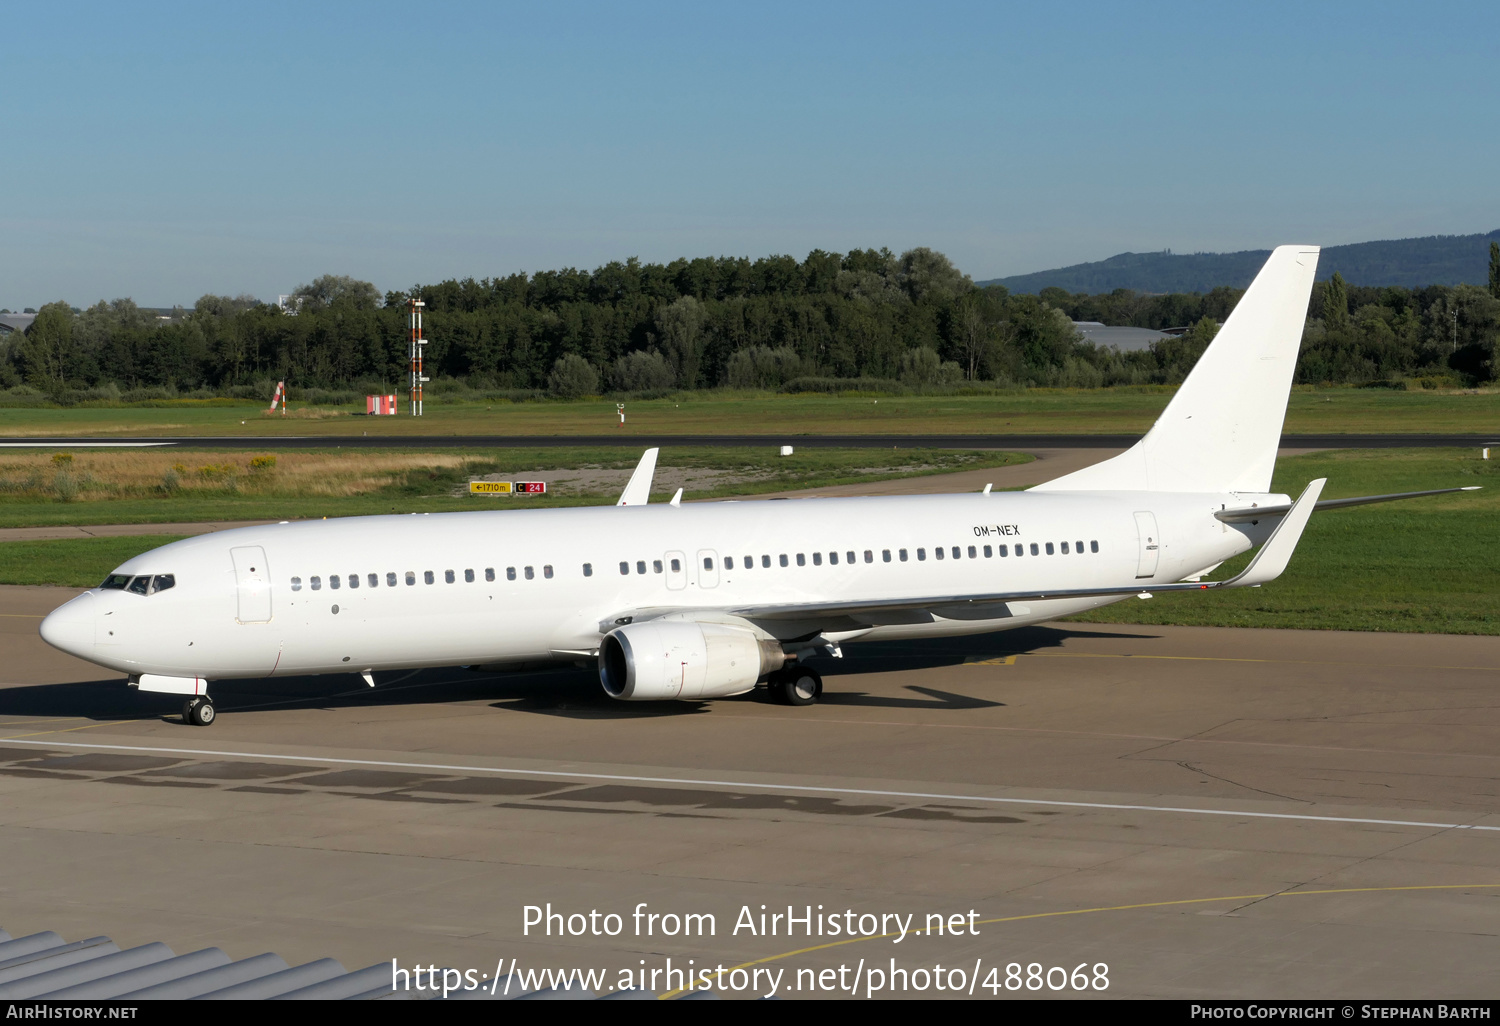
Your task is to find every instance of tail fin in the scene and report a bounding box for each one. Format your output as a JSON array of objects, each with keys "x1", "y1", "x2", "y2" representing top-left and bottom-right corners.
[{"x1": 1033, "y1": 244, "x2": 1320, "y2": 494}]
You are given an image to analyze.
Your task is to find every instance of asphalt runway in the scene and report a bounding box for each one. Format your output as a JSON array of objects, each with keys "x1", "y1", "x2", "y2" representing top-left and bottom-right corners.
[
  {"x1": 2, "y1": 586, "x2": 1497, "y2": 999},
  {"x1": 0, "y1": 432, "x2": 1491, "y2": 449}
]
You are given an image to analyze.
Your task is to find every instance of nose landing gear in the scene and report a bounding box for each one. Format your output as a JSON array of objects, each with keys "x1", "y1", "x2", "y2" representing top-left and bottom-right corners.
[{"x1": 182, "y1": 696, "x2": 216, "y2": 727}]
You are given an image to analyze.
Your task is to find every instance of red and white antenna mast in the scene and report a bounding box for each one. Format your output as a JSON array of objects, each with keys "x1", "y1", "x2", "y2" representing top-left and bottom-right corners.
[{"x1": 408, "y1": 298, "x2": 427, "y2": 416}]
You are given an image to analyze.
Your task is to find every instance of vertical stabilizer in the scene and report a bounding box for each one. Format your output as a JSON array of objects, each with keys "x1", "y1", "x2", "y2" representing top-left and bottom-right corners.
[{"x1": 1033, "y1": 244, "x2": 1320, "y2": 494}]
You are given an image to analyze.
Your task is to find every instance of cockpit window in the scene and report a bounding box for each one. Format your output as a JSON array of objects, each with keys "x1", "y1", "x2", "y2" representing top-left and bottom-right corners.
[{"x1": 102, "y1": 573, "x2": 175, "y2": 594}]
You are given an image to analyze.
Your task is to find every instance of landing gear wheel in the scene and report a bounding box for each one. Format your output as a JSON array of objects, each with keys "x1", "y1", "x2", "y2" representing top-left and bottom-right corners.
[
  {"x1": 778, "y1": 668, "x2": 822, "y2": 707},
  {"x1": 184, "y1": 697, "x2": 215, "y2": 727}
]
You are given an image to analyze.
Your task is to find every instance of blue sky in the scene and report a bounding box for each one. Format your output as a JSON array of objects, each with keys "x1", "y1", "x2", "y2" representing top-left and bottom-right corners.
[{"x1": 3, "y1": 1, "x2": 1496, "y2": 306}]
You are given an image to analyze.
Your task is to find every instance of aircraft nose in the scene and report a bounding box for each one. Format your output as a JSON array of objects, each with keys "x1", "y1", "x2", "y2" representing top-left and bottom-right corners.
[{"x1": 40, "y1": 592, "x2": 96, "y2": 659}]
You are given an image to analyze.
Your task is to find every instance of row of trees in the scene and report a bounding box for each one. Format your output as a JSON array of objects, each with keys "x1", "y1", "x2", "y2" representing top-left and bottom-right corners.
[{"x1": 6, "y1": 245, "x2": 1500, "y2": 399}]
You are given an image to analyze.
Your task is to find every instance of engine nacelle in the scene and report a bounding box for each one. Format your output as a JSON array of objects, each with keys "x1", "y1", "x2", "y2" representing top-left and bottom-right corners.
[{"x1": 600, "y1": 621, "x2": 786, "y2": 701}]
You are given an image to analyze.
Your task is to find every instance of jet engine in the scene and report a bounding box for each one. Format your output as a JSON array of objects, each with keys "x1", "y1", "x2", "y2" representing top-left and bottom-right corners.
[{"x1": 600, "y1": 621, "x2": 786, "y2": 701}]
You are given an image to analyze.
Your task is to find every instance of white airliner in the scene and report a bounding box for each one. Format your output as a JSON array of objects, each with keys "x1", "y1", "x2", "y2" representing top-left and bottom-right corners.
[{"x1": 39, "y1": 246, "x2": 1475, "y2": 725}]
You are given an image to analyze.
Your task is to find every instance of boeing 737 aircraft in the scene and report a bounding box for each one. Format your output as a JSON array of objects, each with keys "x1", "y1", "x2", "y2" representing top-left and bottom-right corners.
[{"x1": 39, "y1": 246, "x2": 1476, "y2": 725}]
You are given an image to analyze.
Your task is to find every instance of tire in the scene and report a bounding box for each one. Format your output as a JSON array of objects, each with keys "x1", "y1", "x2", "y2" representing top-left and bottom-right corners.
[
  {"x1": 780, "y1": 669, "x2": 821, "y2": 707},
  {"x1": 189, "y1": 698, "x2": 216, "y2": 727}
]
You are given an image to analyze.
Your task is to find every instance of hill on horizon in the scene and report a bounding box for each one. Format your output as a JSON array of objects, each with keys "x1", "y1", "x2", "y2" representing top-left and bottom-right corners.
[{"x1": 984, "y1": 229, "x2": 1500, "y2": 294}]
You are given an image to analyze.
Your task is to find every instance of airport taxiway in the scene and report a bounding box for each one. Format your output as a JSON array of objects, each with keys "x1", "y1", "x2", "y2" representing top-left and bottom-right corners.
[{"x1": 1, "y1": 585, "x2": 1497, "y2": 999}]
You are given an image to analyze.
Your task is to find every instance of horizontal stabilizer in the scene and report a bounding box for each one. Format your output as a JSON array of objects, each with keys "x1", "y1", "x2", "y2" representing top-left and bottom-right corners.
[
  {"x1": 617, "y1": 448, "x2": 659, "y2": 506},
  {"x1": 1216, "y1": 485, "x2": 1480, "y2": 523}
]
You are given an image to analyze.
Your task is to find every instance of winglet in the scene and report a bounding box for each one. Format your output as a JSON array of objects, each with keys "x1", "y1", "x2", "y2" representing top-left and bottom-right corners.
[
  {"x1": 1227, "y1": 477, "x2": 1325, "y2": 587},
  {"x1": 617, "y1": 448, "x2": 659, "y2": 506},
  {"x1": 669, "y1": 488, "x2": 683, "y2": 507}
]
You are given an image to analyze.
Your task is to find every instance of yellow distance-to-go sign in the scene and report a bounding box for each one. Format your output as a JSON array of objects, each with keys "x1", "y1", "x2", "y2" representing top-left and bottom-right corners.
[{"x1": 469, "y1": 481, "x2": 547, "y2": 495}]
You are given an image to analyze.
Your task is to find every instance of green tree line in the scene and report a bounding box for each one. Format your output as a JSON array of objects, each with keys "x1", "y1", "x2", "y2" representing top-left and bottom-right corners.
[{"x1": 5, "y1": 246, "x2": 1499, "y2": 402}]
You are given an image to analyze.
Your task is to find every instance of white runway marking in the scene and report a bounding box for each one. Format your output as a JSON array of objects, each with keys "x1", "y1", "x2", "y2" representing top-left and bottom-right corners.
[{"x1": 3, "y1": 737, "x2": 1496, "y2": 834}]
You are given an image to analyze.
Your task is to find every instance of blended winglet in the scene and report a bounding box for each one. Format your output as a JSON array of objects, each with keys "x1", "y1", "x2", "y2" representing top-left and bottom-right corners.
[
  {"x1": 1223, "y1": 477, "x2": 1325, "y2": 587},
  {"x1": 617, "y1": 448, "x2": 659, "y2": 506}
]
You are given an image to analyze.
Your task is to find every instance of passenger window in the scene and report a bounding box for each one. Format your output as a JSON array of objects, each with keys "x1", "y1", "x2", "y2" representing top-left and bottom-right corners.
[
  {"x1": 1030, "y1": 543, "x2": 1039, "y2": 556},
  {"x1": 779, "y1": 554, "x2": 788, "y2": 567},
  {"x1": 847, "y1": 551, "x2": 855, "y2": 564},
  {"x1": 524, "y1": 566, "x2": 534, "y2": 580},
  {"x1": 465, "y1": 569, "x2": 475, "y2": 582},
  {"x1": 543, "y1": 565, "x2": 553, "y2": 579},
  {"x1": 348, "y1": 574, "x2": 359, "y2": 589},
  {"x1": 812, "y1": 552, "x2": 822, "y2": 566},
  {"x1": 796, "y1": 553, "x2": 805, "y2": 566},
  {"x1": 1062, "y1": 542, "x2": 1070, "y2": 554},
  {"x1": 290, "y1": 576, "x2": 302, "y2": 591},
  {"x1": 582, "y1": 564, "x2": 592, "y2": 577},
  {"x1": 829, "y1": 552, "x2": 838, "y2": 565},
  {"x1": 1091, "y1": 540, "x2": 1099, "y2": 553},
  {"x1": 330, "y1": 575, "x2": 341, "y2": 590},
  {"x1": 424, "y1": 570, "x2": 435, "y2": 584},
  {"x1": 917, "y1": 548, "x2": 926, "y2": 561},
  {"x1": 865, "y1": 550, "x2": 873, "y2": 563},
  {"x1": 405, "y1": 572, "x2": 416, "y2": 586},
  {"x1": 127, "y1": 576, "x2": 150, "y2": 595},
  {"x1": 671, "y1": 558, "x2": 682, "y2": 572},
  {"x1": 152, "y1": 574, "x2": 175, "y2": 593},
  {"x1": 897, "y1": 549, "x2": 905, "y2": 561},
  {"x1": 387, "y1": 572, "x2": 398, "y2": 587},
  {"x1": 761, "y1": 555, "x2": 770, "y2": 568},
  {"x1": 1045, "y1": 543, "x2": 1054, "y2": 555},
  {"x1": 311, "y1": 576, "x2": 322, "y2": 590},
  {"x1": 999, "y1": 544, "x2": 1008, "y2": 557},
  {"x1": 653, "y1": 559, "x2": 663, "y2": 573},
  {"x1": 485, "y1": 568, "x2": 496, "y2": 582},
  {"x1": 744, "y1": 555, "x2": 753, "y2": 568},
  {"x1": 444, "y1": 570, "x2": 455, "y2": 583},
  {"x1": 369, "y1": 573, "x2": 379, "y2": 587},
  {"x1": 934, "y1": 547, "x2": 943, "y2": 560},
  {"x1": 636, "y1": 560, "x2": 646, "y2": 575},
  {"x1": 1076, "y1": 540, "x2": 1084, "y2": 554},
  {"x1": 703, "y1": 557, "x2": 714, "y2": 570},
  {"x1": 983, "y1": 545, "x2": 992, "y2": 557},
  {"x1": 1015, "y1": 545, "x2": 1023, "y2": 558},
  {"x1": 967, "y1": 546, "x2": 976, "y2": 558},
  {"x1": 724, "y1": 556, "x2": 734, "y2": 570},
  {"x1": 619, "y1": 562, "x2": 629, "y2": 575},
  {"x1": 950, "y1": 546, "x2": 959, "y2": 559},
  {"x1": 506, "y1": 567, "x2": 516, "y2": 581}
]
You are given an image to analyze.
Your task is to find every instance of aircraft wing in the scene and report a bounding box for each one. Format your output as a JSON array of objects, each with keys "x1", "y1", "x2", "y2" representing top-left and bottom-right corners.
[
  {"x1": 1215, "y1": 486, "x2": 1478, "y2": 524},
  {"x1": 715, "y1": 479, "x2": 1328, "y2": 624}
]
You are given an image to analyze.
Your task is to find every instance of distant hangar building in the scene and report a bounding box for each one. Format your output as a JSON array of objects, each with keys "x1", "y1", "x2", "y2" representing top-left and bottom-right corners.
[{"x1": 1072, "y1": 321, "x2": 1174, "y2": 352}]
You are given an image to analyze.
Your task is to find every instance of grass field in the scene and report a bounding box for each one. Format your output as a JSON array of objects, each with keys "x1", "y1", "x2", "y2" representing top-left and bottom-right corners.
[
  {"x1": 1, "y1": 387, "x2": 1498, "y2": 438},
  {"x1": 0, "y1": 535, "x2": 192, "y2": 587},
  {"x1": 0, "y1": 447, "x2": 1029, "y2": 528},
  {"x1": 7, "y1": 448, "x2": 1494, "y2": 636}
]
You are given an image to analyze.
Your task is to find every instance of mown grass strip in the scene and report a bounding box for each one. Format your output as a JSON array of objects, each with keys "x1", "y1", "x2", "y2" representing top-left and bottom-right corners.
[{"x1": 0, "y1": 536, "x2": 191, "y2": 588}]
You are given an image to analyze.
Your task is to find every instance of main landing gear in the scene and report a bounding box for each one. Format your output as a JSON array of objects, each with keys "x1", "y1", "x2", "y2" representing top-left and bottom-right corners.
[
  {"x1": 768, "y1": 667, "x2": 822, "y2": 706},
  {"x1": 182, "y1": 696, "x2": 215, "y2": 727}
]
